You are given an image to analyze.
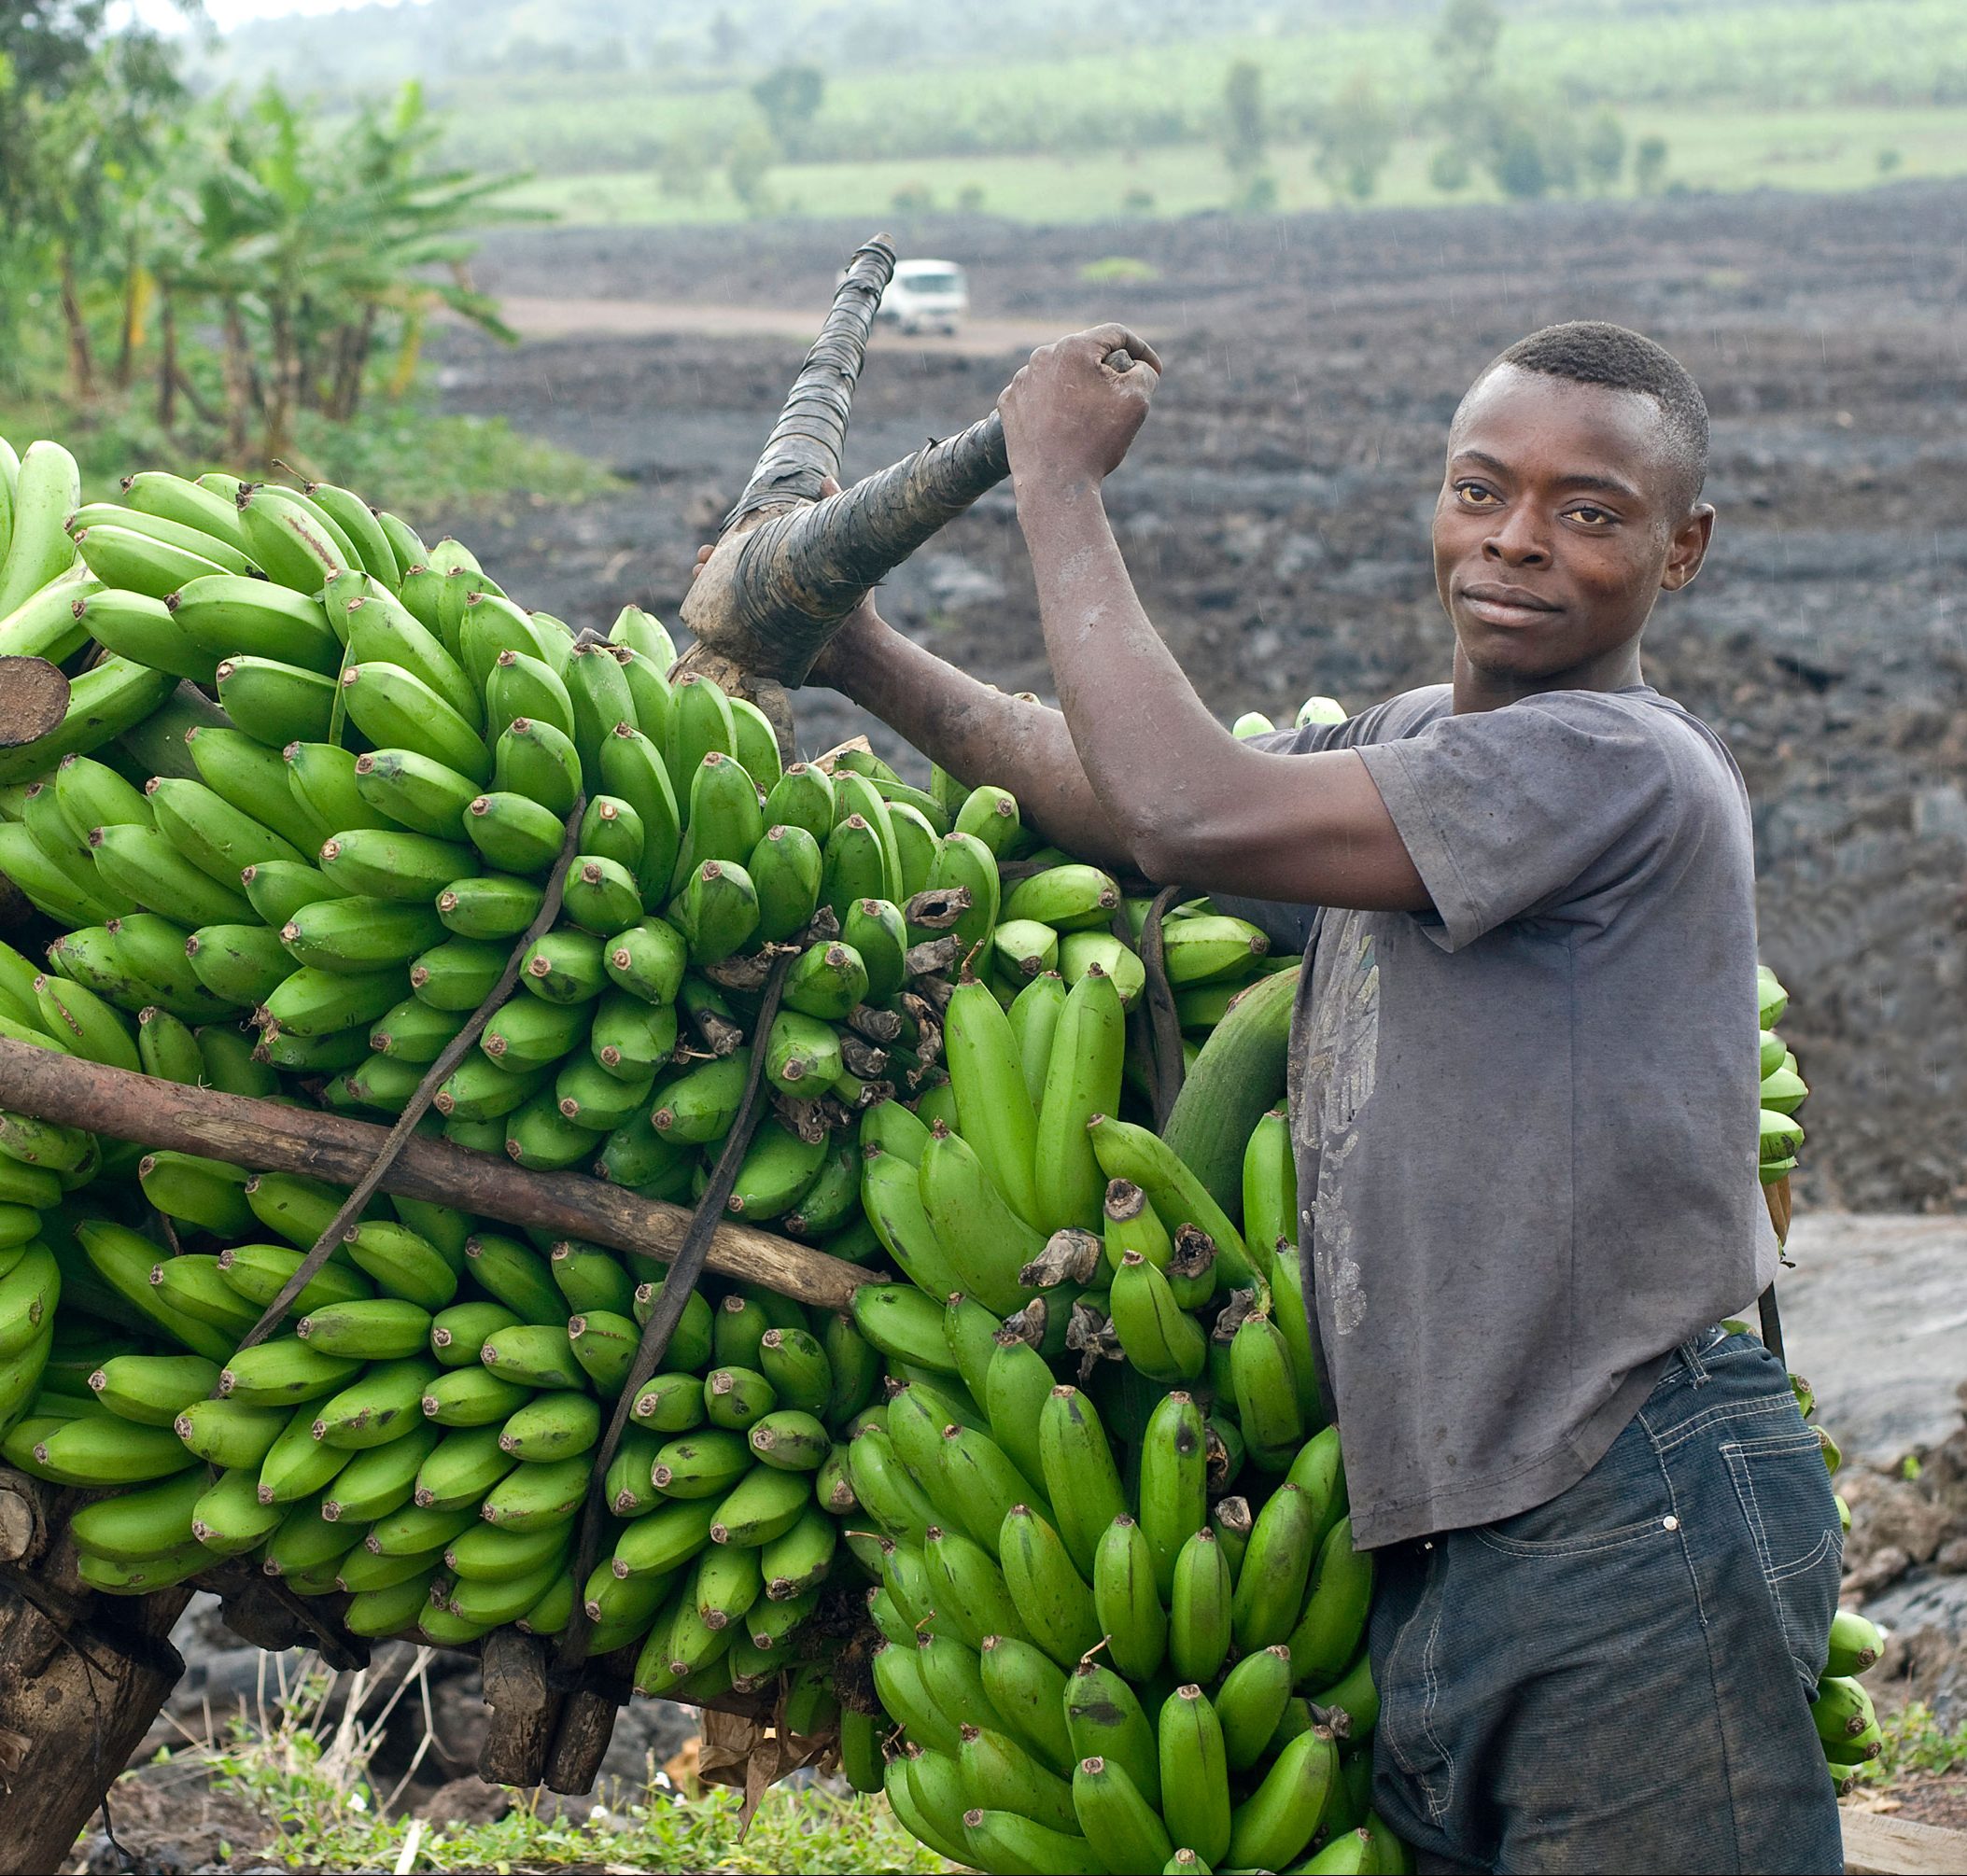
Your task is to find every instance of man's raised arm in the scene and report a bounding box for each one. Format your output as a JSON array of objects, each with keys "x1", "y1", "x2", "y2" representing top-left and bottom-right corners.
[{"x1": 999, "y1": 327, "x2": 1430, "y2": 913}]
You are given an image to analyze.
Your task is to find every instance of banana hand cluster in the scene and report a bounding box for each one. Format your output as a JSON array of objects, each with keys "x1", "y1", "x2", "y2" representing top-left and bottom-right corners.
[{"x1": 0, "y1": 440, "x2": 1842, "y2": 1865}]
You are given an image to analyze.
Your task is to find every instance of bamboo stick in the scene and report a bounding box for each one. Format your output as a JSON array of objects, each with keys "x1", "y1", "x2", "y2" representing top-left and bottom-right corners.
[{"x1": 0, "y1": 1038, "x2": 873, "y2": 1309}]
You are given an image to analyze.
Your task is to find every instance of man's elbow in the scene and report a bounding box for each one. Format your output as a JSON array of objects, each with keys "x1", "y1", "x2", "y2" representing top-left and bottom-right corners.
[{"x1": 1128, "y1": 820, "x2": 1215, "y2": 889}]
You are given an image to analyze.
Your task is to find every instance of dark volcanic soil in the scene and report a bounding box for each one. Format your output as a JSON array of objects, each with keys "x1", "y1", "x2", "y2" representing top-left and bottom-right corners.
[{"x1": 426, "y1": 182, "x2": 1967, "y2": 1213}]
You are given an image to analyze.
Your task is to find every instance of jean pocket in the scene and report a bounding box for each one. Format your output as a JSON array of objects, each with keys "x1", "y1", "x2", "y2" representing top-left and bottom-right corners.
[{"x1": 1722, "y1": 1427, "x2": 1844, "y2": 1689}]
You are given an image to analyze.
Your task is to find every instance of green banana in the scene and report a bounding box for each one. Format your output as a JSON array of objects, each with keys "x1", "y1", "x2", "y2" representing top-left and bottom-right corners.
[
  {"x1": 319, "y1": 826, "x2": 473, "y2": 904},
  {"x1": 68, "y1": 1465, "x2": 208, "y2": 1562},
  {"x1": 1000, "y1": 1503, "x2": 1102, "y2": 1668},
  {"x1": 1141, "y1": 1392, "x2": 1211, "y2": 1596},
  {"x1": 1064, "y1": 1660, "x2": 1161, "y2": 1810},
  {"x1": 0, "y1": 655, "x2": 176, "y2": 788},
  {"x1": 1003, "y1": 862, "x2": 1119, "y2": 932},
  {"x1": 30, "y1": 1410, "x2": 196, "y2": 1486},
  {"x1": 1230, "y1": 1311, "x2": 1306, "y2": 1471},
  {"x1": 0, "y1": 441, "x2": 81, "y2": 618},
  {"x1": 1089, "y1": 1115, "x2": 1258, "y2": 1292},
  {"x1": 1226, "y1": 1724, "x2": 1340, "y2": 1872},
  {"x1": 748, "y1": 1409, "x2": 830, "y2": 1472},
  {"x1": 0, "y1": 567, "x2": 96, "y2": 665},
  {"x1": 1110, "y1": 1251, "x2": 1207, "y2": 1383},
  {"x1": 1072, "y1": 1754, "x2": 1173, "y2": 1872},
  {"x1": 1289, "y1": 1517, "x2": 1373, "y2": 1687},
  {"x1": 944, "y1": 976, "x2": 1043, "y2": 1227},
  {"x1": 962, "y1": 1809, "x2": 1104, "y2": 1876},
  {"x1": 407, "y1": 935, "x2": 504, "y2": 1012},
  {"x1": 1232, "y1": 1478, "x2": 1317, "y2": 1653},
  {"x1": 238, "y1": 860, "x2": 340, "y2": 931},
  {"x1": 918, "y1": 1124, "x2": 1042, "y2": 1315},
  {"x1": 341, "y1": 662, "x2": 488, "y2": 783},
  {"x1": 183, "y1": 925, "x2": 293, "y2": 1005},
  {"x1": 296, "y1": 1297, "x2": 433, "y2": 1360},
  {"x1": 1036, "y1": 1384, "x2": 1130, "y2": 1580},
  {"x1": 709, "y1": 1461, "x2": 812, "y2": 1544},
  {"x1": 89, "y1": 823, "x2": 255, "y2": 928},
  {"x1": 1218, "y1": 1643, "x2": 1296, "y2": 1772},
  {"x1": 962, "y1": 1722, "x2": 1080, "y2": 1837},
  {"x1": 1093, "y1": 1514, "x2": 1167, "y2": 1680},
  {"x1": 212, "y1": 656, "x2": 338, "y2": 748},
  {"x1": 1159, "y1": 1685, "x2": 1233, "y2": 1869},
  {"x1": 1170, "y1": 1527, "x2": 1234, "y2": 1686},
  {"x1": 850, "y1": 1282, "x2": 961, "y2": 1375}
]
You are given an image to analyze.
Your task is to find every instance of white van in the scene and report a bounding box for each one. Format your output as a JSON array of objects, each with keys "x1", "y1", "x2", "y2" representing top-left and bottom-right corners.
[{"x1": 877, "y1": 259, "x2": 969, "y2": 335}]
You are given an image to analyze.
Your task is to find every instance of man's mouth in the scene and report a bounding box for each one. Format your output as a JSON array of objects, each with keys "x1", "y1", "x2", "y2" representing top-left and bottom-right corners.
[{"x1": 1459, "y1": 583, "x2": 1563, "y2": 629}]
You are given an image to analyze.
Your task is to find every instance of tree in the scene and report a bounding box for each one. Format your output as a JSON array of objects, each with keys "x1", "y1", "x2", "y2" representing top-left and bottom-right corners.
[
  {"x1": 709, "y1": 8, "x2": 741, "y2": 64},
  {"x1": 1431, "y1": 0, "x2": 1501, "y2": 88},
  {"x1": 751, "y1": 63, "x2": 824, "y2": 157},
  {"x1": 1314, "y1": 73, "x2": 1398, "y2": 204},
  {"x1": 1582, "y1": 109, "x2": 1626, "y2": 191},
  {"x1": 726, "y1": 127, "x2": 775, "y2": 216},
  {"x1": 1222, "y1": 59, "x2": 1265, "y2": 177},
  {"x1": 1634, "y1": 133, "x2": 1669, "y2": 195},
  {"x1": 1492, "y1": 120, "x2": 1548, "y2": 200}
]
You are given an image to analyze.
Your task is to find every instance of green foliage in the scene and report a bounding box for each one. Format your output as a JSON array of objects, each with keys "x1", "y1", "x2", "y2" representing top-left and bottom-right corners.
[
  {"x1": 1314, "y1": 73, "x2": 1398, "y2": 203},
  {"x1": 122, "y1": 1715, "x2": 950, "y2": 1874},
  {"x1": 406, "y1": 1, "x2": 1967, "y2": 180},
  {"x1": 1583, "y1": 108, "x2": 1627, "y2": 189},
  {"x1": 502, "y1": 105, "x2": 1967, "y2": 231},
  {"x1": 1875, "y1": 1701, "x2": 1967, "y2": 1779},
  {"x1": 752, "y1": 62, "x2": 825, "y2": 158},
  {"x1": 1635, "y1": 133, "x2": 1670, "y2": 193},
  {"x1": 0, "y1": 382, "x2": 615, "y2": 513},
  {"x1": 1, "y1": 31, "x2": 535, "y2": 476},
  {"x1": 726, "y1": 125, "x2": 775, "y2": 212},
  {"x1": 1078, "y1": 256, "x2": 1159, "y2": 283},
  {"x1": 1222, "y1": 58, "x2": 1266, "y2": 175}
]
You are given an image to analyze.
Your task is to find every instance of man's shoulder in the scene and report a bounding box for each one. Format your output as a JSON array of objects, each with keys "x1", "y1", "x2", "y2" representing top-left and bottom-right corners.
[{"x1": 1520, "y1": 687, "x2": 1748, "y2": 800}]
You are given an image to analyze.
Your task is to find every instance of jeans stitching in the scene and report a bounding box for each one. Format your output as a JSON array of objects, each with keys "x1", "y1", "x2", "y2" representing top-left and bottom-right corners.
[
  {"x1": 1382, "y1": 1561, "x2": 1436, "y2": 1790},
  {"x1": 1655, "y1": 1427, "x2": 1754, "y2": 1873},
  {"x1": 1767, "y1": 1527, "x2": 1837, "y2": 1585},
  {"x1": 1649, "y1": 1391, "x2": 1797, "y2": 1454},
  {"x1": 1722, "y1": 1443, "x2": 1829, "y2": 1684},
  {"x1": 1417, "y1": 1567, "x2": 1455, "y2": 1823},
  {"x1": 1472, "y1": 1519, "x2": 1674, "y2": 1560}
]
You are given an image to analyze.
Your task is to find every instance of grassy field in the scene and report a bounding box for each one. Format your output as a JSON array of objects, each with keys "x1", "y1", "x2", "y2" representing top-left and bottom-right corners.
[
  {"x1": 499, "y1": 104, "x2": 1967, "y2": 231},
  {"x1": 424, "y1": 1, "x2": 1967, "y2": 175}
]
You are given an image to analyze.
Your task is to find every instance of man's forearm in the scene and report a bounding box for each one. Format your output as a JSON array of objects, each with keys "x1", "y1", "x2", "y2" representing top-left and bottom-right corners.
[
  {"x1": 1017, "y1": 478, "x2": 1237, "y2": 878},
  {"x1": 815, "y1": 614, "x2": 1138, "y2": 870}
]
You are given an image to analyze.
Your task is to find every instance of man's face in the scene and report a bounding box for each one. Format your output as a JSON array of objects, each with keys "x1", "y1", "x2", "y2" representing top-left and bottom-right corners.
[{"x1": 1431, "y1": 364, "x2": 1711, "y2": 691}]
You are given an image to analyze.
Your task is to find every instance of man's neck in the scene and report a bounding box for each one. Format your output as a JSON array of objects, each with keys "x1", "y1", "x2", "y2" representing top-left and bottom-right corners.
[{"x1": 1451, "y1": 641, "x2": 1646, "y2": 714}]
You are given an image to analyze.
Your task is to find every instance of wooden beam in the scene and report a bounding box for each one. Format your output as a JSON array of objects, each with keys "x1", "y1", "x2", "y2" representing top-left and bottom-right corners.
[
  {"x1": 0, "y1": 1038, "x2": 874, "y2": 1310},
  {"x1": 1842, "y1": 1808, "x2": 1967, "y2": 1876},
  {"x1": 0, "y1": 657, "x2": 69, "y2": 748},
  {"x1": 0, "y1": 1475, "x2": 191, "y2": 1874}
]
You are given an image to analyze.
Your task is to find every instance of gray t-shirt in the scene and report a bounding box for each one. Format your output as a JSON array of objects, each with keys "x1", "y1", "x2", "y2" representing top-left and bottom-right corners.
[{"x1": 1227, "y1": 683, "x2": 1777, "y2": 1549}]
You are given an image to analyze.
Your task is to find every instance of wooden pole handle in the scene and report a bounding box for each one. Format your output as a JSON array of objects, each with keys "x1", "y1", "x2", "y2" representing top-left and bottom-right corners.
[{"x1": 0, "y1": 1037, "x2": 872, "y2": 1309}]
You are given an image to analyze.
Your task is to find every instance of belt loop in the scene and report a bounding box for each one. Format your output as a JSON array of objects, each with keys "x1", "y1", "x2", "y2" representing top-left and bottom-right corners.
[{"x1": 1678, "y1": 1335, "x2": 1711, "y2": 1388}]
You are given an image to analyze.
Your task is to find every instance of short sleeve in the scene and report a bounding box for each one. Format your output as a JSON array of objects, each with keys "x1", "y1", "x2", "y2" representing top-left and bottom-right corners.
[{"x1": 1356, "y1": 693, "x2": 1689, "y2": 952}]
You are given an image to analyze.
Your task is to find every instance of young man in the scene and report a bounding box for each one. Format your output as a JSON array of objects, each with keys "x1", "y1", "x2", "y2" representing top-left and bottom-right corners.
[{"x1": 705, "y1": 320, "x2": 1844, "y2": 1870}]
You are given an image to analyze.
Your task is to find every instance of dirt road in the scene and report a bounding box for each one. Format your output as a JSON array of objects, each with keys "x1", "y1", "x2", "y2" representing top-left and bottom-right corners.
[{"x1": 433, "y1": 181, "x2": 1967, "y2": 1213}]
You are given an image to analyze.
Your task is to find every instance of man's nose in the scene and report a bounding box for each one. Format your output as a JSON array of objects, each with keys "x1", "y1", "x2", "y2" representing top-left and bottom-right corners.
[{"x1": 1483, "y1": 511, "x2": 1552, "y2": 567}]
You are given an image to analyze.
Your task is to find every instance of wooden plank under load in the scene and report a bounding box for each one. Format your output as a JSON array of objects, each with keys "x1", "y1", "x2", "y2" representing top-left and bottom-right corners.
[
  {"x1": 0, "y1": 1037, "x2": 873, "y2": 1309},
  {"x1": 0, "y1": 1468, "x2": 196, "y2": 1875}
]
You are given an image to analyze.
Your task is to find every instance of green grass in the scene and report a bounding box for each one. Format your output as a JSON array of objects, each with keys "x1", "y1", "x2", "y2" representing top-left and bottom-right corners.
[
  {"x1": 119, "y1": 1715, "x2": 951, "y2": 1874},
  {"x1": 428, "y1": 1, "x2": 1967, "y2": 175},
  {"x1": 0, "y1": 388, "x2": 617, "y2": 516},
  {"x1": 499, "y1": 104, "x2": 1967, "y2": 231},
  {"x1": 1874, "y1": 1701, "x2": 1967, "y2": 1781}
]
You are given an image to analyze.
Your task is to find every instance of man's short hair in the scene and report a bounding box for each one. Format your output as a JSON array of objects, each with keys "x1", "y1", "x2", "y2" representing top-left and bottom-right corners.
[{"x1": 1467, "y1": 321, "x2": 1709, "y2": 513}]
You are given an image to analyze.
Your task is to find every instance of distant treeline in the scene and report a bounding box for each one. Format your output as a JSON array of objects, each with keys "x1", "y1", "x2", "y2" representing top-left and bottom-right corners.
[{"x1": 195, "y1": 0, "x2": 1967, "y2": 179}]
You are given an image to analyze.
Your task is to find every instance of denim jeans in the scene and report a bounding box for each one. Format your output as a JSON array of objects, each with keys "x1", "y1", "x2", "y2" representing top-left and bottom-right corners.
[{"x1": 1370, "y1": 1328, "x2": 1846, "y2": 1874}]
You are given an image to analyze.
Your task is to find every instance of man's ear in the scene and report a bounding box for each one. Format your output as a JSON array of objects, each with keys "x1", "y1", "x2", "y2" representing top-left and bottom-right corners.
[{"x1": 1661, "y1": 503, "x2": 1715, "y2": 593}]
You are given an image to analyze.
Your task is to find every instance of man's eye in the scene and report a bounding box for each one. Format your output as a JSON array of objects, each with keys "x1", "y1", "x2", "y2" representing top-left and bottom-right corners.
[
  {"x1": 1454, "y1": 482, "x2": 1496, "y2": 505},
  {"x1": 1568, "y1": 505, "x2": 1614, "y2": 525}
]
